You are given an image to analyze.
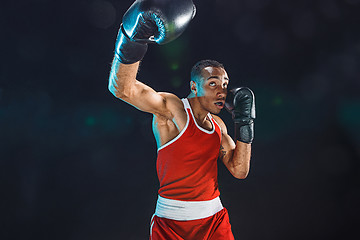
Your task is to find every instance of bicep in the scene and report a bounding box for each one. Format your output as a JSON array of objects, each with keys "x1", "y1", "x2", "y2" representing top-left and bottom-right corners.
[
  {"x1": 219, "y1": 133, "x2": 236, "y2": 164},
  {"x1": 121, "y1": 80, "x2": 168, "y2": 115},
  {"x1": 214, "y1": 116, "x2": 236, "y2": 163}
]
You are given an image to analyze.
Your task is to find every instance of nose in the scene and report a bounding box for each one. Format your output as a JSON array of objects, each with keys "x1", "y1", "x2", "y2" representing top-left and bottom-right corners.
[{"x1": 217, "y1": 87, "x2": 227, "y2": 99}]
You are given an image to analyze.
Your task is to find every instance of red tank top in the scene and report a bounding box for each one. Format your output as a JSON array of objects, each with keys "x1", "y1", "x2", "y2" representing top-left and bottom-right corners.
[{"x1": 156, "y1": 98, "x2": 222, "y2": 201}]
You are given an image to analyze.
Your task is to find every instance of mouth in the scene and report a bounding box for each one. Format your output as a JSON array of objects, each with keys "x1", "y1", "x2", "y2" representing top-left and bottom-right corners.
[{"x1": 214, "y1": 101, "x2": 225, "y2": 109}]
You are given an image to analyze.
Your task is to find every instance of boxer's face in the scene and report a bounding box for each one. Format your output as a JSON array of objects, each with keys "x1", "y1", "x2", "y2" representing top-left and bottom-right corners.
[{"x1": 193, "y1": 66, "x2": 229, "y2": 114}]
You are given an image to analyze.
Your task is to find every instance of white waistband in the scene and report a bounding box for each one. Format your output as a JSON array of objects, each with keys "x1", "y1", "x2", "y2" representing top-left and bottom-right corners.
[{"x1": 155, "y1": 195, "x2": 224, "y2": 221}]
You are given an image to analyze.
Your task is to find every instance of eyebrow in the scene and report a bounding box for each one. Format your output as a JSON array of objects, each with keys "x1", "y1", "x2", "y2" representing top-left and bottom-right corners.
[{"x1": 207, "y1": 76, "x2": 229, "y2": 81}]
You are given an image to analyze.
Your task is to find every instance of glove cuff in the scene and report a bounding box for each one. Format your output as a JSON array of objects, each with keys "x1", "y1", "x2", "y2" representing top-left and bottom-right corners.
[
  {"x1": 235, "y1": 122, "x2": 254, "y2": 144},
  {"x1": 114, "y1": 25, "x2": 148, "y2": 64}
]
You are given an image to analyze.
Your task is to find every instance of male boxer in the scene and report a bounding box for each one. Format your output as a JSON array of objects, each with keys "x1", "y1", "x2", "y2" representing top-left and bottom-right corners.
[{"x1": 108, "y1": 0, "x2": 255, "y2": 239}]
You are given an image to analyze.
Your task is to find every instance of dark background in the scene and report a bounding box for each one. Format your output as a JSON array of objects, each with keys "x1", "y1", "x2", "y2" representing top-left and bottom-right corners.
[{"x1": 1, "y1": 0, "x2": 360, "y2": 239}]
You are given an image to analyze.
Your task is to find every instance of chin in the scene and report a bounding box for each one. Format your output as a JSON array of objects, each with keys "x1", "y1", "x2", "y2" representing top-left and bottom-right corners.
[{"x1": 210, "y1": 108, "x2": 221, "y2": 115}]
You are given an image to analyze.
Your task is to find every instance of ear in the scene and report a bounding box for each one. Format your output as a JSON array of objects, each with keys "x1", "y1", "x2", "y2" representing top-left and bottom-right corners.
[{"x1": 190, "y1": 80, "x2": 197, "y2": 95}]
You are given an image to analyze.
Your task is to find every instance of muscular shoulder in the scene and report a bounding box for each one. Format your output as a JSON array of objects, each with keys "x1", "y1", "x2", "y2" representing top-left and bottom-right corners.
[
  {"x1": 159, "y1": 92, "x2": 181, "y2": 104},
  {"x1": 158, "y1": 92, "x2": 184, "y2": 111},
  {"x1": 211, "y1": 114, "x2": 228, "y2": 134},
  {"x1": 156, "y1": 92, "x2": 185, "y2": 119}
]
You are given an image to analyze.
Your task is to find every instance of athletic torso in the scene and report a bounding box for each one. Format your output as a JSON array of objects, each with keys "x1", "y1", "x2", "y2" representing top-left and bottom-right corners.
[{"x1": 154, "y1": 98, "x2": 222, "y2": 201}]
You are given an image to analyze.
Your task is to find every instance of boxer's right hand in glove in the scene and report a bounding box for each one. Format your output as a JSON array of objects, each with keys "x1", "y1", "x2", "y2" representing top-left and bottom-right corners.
[
  {"x1": 115, "y1": 0, "x2": 196, "y2": 64},
  {"x1": 225, "y1": 87, "x2": 256, "y2": 144}
]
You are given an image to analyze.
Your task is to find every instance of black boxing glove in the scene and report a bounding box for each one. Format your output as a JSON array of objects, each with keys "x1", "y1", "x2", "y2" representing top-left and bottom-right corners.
[
  {"x1": 115, "y1": 0, "x2": 196, "y2": 64},
  {"x1": 225, "y1": 87, "x2": 256, "y2": 144}
]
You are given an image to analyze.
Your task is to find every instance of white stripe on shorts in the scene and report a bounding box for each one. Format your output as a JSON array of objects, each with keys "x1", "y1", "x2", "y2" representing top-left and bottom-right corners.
[
  {"x1": 149, "y1": 214, "x2": 155, "y2": 240},
  {"x1": 154, "y1": 195, "x2": 224, "y2": 221}
]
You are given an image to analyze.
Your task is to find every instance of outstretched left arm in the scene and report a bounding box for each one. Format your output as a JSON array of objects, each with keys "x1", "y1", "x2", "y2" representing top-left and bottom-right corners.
[{"x1": 213, "y1": 115, "x2": 251, "y2": 179}]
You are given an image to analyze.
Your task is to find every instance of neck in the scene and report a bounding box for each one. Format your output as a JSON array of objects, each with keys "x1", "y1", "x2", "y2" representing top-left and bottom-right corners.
[{"x1": 187, "y1": 97, "x2": 209, "y2": 124}]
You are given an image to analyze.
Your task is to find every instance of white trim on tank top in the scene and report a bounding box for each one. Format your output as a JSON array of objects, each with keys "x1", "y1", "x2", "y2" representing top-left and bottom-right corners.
[
  {"x1": 184, "y1": 98, "x2": 215, "y2": 134},
  {"x1": 157, "y1": 98, "x2": 215, "y2": 152},
  {"x1": 157, "y1": 98, "x2": 190, "y2": 152}
]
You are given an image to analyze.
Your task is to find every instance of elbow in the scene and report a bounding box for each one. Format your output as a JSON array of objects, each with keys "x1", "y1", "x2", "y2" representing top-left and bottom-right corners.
[{"x1": 233, "y1": 170, "x2": 249, "y2": 179}]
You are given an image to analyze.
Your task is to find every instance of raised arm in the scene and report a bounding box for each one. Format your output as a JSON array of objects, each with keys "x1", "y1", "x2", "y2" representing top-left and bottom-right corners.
[
  {"x1": 109, "y1": 60, "x2": 172, "y2": 116},
  {"x1": 108, "y1": 0, "x2": 195, "y2": 114}
]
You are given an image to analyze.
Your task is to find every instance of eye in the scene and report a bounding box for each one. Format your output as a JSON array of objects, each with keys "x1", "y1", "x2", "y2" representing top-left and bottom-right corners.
[
  {"x1": 209, "y1": 82, "x2": 216, "y2": 87},
  {"x1": 223, "y1": 83, "x2": 228, "y2": 88}
]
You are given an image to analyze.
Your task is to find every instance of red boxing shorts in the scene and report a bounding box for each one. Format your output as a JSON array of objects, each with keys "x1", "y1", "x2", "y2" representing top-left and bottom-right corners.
[{"x1": 149, "y1": 196, "x2": 235, "y2": 240}]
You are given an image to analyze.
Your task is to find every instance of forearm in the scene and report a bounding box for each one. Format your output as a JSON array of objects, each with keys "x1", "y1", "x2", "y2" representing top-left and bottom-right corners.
[
  {"x1": 108, "y1": 58, "x2": 140, "y2": 99},
  {"x1": 228, "y1": 141, "x2": 251, "y2": 179},
  {"x1": 223, "y1": 87, "x2": 255, "y2": 178}
]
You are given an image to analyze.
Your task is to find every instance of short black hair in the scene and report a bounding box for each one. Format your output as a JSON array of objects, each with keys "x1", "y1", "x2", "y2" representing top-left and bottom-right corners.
[{"x1": 190, "y1": 59, "x2": 224, "y2": 82}]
